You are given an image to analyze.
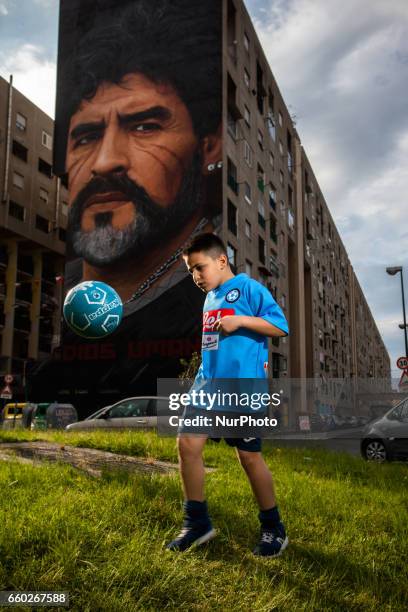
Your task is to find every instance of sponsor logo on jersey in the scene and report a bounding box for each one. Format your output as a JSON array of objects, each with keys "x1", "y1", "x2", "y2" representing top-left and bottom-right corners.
[
  {"x1": 203, "y1": 308, "x2": 235, "y2": 332},
  {"x1": 202, "y1": 333, "x2": 219, "y2": 351},
  {"x1": 225, "y1": 289, "x2": 240, "y2": 303}
]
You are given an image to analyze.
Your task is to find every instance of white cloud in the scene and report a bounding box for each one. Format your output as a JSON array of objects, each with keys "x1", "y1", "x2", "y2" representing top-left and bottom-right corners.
[
  {"x1": 251, "y1": 0, "x2": 408, "y2": 368},
  {"x1": 0, "y1": 3, "x2": 8, "y2": 16},
  {"x1": 0, "y1": 43, "x2": 56, "y2": 117}
]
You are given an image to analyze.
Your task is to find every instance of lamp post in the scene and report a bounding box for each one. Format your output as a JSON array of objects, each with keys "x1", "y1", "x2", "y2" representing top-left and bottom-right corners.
[{"x1": 386, "y1": 266, "x2": 408, "y2": 358}]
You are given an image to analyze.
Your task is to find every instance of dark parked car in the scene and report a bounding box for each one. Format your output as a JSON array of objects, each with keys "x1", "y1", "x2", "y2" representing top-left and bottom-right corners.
[
  {"x1": 361, "y1": 398, "x2": 408, "y2": 462},
  {"x1": 65, "y1": 397, "x2": 168, "y2": 431}
]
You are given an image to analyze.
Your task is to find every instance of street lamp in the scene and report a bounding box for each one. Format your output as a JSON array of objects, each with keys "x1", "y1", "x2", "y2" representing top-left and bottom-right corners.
[{"x1": 386, "y1": 266, "x2": 408, "y2": 358}]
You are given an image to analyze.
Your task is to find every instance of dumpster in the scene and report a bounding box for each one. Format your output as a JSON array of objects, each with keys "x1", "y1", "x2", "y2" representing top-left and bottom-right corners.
[
  {"x1": 46, "y1": 403, "x2": 78, "y2": 429},
  {"x1": 2, "y1": 403, "x2": 25, "y2": 429},
  {"x1": 31, "y1": 402, "x2": 78, "y2": 431},
  {"x1": 31, "y1": 403, "x2": 50, "y2": 431}
]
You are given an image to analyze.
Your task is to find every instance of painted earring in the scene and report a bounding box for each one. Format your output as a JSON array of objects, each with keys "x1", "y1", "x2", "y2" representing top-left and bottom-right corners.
[
  {"x1": 216, "y1": 161, "x2": 223, "y2": 169},
  {"x1": 207, "y1": 163, "x2": 216, "y2": 172}
]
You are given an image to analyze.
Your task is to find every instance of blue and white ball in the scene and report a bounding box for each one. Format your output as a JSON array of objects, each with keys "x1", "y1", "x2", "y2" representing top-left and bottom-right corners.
[{"x1": 63, "y1": 281, "x2": 123, "y2": 339}]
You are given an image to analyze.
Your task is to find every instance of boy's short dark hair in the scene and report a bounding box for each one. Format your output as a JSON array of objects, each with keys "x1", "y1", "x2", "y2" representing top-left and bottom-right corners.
[{"x1": 182, "y1": 233, "x2": 227, "y2": 259}]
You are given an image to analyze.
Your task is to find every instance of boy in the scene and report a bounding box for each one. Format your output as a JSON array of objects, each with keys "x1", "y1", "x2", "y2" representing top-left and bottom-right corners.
[{"x1": 166, "y1": 233, "x2": 289, "y2": 557}]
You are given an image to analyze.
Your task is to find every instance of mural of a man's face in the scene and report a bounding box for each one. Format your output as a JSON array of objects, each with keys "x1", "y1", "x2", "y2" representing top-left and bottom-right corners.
[{"x1": 66, "y1": 73, "x2": 208, "y2": 267}]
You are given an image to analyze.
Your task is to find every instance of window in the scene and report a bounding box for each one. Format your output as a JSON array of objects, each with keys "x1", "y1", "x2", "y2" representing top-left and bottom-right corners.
[
  {"x1": 243, "y1": 31, "x2": 250, "y2": 53},
  {"x1": 12, "y1": 172, "x2": 24, "y2": 189},
  {"x1": 288, "y1": 208, "x2": 295, "y2": 230},
  {"x1": 270, "y1": 250, "x2": 279, "y2": 275},
  {"x1": 280, "y1": 200, "x2": 285, "y2": 216},
  {"x1": 288, "y1": 185, "x2": 293, "y2": 208},
  {"x1": 12, "y1": 140, "x2": 28, "y2": 162},
  {"x1": 227, "y1": 243, "x2": 236, "y2": 267},
  {"x1": 257, "y1": 129, "x2": 264, "y2": 150},
  {"x1": 269, "y1": 186, "x2": 276, "y2": 210},
  {"x1": 61, "y1": 201, "x2": 69, "y2": 215},
  {"x1": 245, "y1": 220, "x2": 251, "y2": 239},
  {"x1": 278, "y1": 111, "x2": 283, "y2": 127},
  {"x1": 35, "y1": 214, "x2": 50, "y2": 233},
  {"x1": 58, "y1": 227, "x2": 67, "y2": 242},
  {"x1": 227, "y1": 199, "x2": 237, "y2": 235},
  {"x1": 39, "y1": 188, "x2": 48, "y2": 204},
  {"x1": 267, "y1": 115, "x2": 276, "y2": 141},
  {"x1": 269, "y1": 152, "x2": 274, "y2": 169},
  {"x1": 16, "y1": 112, "x2": 27, "y2": 131},
  {"x1": 244, "y1": 69, "x2": 250, "y2": 89},
  {"x1": 245, "y1": 260, "x2": 252, "y2": 276},
  {"x1": 279, "y1": 170, "x2": 284, "y2": 186},
  {"x1": 270, "y1": 219, "x2": 277, "y2": 243},
  {"x1": 9, "y1": 201, "x2": 25, "y2": 222},
  {"x1": 42, "y1": 130, "x2": 52, "y2": 150},
  {"x1": 38, "y1": 158, "x2": 52, "y2": 178},
  {"x1": 244, "y1": 105, "x2": 251, "y2": 127},
  {"x1": 243, "y1": 140, "x2": 252, "y2": 167},
  {"x1": 60, "y1": 174, "x2": 68, "y2": 189},
  {"x1": 257, "y1": 164, "x2": 265, "y2": 192},
  {"x1": 244, "y1": 181, "x2": 251, "y2": 204},
  {"x1": 227, "y1": 158, "x2": 238, "y2": 194},
  {"x1": 227, "y1": 110, "x2": 237, "y2": 140},
  {"x1": 280, "y1": 293, "x2": 286, "y2": 309},
  {"x1": 279, "y1": 140, "x2": 284, "y2": 156},
  {"x1": 258, "y1": 200, "x2": 265, "y2": 229},
  {"x1": 258, "y1": 236, "x2": 266, "y2": 264}
]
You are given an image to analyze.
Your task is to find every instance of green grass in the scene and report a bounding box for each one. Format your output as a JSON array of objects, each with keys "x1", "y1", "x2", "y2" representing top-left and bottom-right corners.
[{"x1": 0, "y1": 429, "x2": 407, "y2": 611}]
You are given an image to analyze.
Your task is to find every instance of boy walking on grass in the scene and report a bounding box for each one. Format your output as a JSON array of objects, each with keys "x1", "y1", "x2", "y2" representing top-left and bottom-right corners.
[{"x1": 166, "y1": 233, "x2": 289, "y2": 557}]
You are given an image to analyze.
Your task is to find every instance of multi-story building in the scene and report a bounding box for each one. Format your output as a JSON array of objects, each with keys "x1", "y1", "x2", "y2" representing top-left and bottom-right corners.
[
  {"x1": 222, "y1": 0, "x2": 390, "y2": 418},
  {"x1": 0, "y1": 0, "x2": 391, "y2": 419},
  {"x1": 0, "y1": 75, "x2": 68, "y2": 388}
]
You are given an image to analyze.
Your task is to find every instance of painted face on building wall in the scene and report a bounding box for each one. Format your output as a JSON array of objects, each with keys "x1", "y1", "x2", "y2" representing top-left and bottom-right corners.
[{"x1": 65, "y1": 73, "x2": 217, "y2": 268}]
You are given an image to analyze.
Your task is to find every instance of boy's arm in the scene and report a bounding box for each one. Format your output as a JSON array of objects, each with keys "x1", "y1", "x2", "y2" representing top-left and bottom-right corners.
[
  {"x1": 214, "y1": 315, "x2": 286, "y2": 337},
  {"x1": 214, "y1": 278, "x2": 289, "y2": 337}
]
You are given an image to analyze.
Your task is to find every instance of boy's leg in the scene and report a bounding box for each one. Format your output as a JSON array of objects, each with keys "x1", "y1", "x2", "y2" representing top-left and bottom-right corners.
[
  {"x1": 166, "y1": 435, "x2": 216, "y2": 551},
  {"x1": 236, "y1": 444, "x2": 288, "y2": 557},
  {"x1": 236, "y1": 448, "x2": 276, "y2": 509},
  {"x1": 178, "y1": 435, "x2": 208, "y2": 501}
]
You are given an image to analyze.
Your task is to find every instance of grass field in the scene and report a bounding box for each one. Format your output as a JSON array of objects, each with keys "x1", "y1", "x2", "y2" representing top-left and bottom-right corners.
[{"x1": 0, "y1": 429, "x2": 407, "y2": 611}]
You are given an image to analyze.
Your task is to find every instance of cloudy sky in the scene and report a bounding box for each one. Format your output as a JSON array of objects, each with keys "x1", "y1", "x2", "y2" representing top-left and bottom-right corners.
[{"x1": 0, "y1": 0, "x2": 407, "y2": 377}]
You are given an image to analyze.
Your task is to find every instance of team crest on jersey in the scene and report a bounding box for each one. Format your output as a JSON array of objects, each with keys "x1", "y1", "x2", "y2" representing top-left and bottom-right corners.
[{"x1": 225, "y1": 289, "x2": 240, "y2": 303}]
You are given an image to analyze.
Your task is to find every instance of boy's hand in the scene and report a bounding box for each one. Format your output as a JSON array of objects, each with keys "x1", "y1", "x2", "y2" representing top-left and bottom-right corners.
[{"x1": 213, "y1": 315, "x2": 242, "y2": 335}]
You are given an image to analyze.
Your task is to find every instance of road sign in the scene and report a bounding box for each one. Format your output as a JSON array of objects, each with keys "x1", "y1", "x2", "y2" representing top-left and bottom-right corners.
[
  {"x1": 398, "y1": 369, "x2": 408, "y2": 390},
  {"x1": 396, "y1": 357, "x2": 408, "y2": 370},
  {"x1": 0, "y1": 384, "x2": 12, "y2": 399},
  {"x1": 4, "y1": 374, "x2": 13, "y2": 384}
]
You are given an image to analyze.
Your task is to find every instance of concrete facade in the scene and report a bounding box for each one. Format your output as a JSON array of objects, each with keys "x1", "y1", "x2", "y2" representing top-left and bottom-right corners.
[
  {"x1": 0, "y1": 75, "x2": 67, "y2": 381},
  {"x1": 222, "y1": 0, "x2": 390, "y2": 416}
]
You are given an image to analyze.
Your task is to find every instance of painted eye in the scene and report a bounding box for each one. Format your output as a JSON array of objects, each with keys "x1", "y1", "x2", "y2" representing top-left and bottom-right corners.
[{"x1": 133, "y1": 123, "x2": 161, "y2": 133}]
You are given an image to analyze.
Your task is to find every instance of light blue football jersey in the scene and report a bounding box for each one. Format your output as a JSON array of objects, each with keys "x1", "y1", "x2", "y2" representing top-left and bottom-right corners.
[{"x1": 194, "y1": 273, "x2": 288, "y2": 384}]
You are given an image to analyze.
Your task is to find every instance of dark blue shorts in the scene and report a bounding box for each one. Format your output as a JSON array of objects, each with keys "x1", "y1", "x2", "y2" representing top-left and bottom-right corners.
[
  {"x1": 177, "y1": 405, "x2": 262, "y2": 452},
  {"x1": 211, "y1": 437, "x2": 262, "y2": 452}
]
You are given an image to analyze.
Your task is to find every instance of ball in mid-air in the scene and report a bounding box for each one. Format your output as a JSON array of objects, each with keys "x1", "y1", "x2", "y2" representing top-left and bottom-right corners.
[{"x1": 63, "y1": 281, "x2": 123, "y2": 339}]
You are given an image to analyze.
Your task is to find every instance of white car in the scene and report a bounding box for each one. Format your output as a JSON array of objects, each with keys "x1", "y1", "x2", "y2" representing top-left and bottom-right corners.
[{"x1": 65, "y1": 396, "x2": 168, "y2": 431}]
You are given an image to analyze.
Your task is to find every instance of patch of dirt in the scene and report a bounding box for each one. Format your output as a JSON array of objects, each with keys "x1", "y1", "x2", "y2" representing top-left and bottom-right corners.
[{"x1": 0, "y1": 442, "x2": 180, "y2": 479}]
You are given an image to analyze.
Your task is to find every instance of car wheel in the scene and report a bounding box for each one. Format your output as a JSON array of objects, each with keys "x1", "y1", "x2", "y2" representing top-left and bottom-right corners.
[{"x1": 363, "y1": 439, "x2": 388, "y2": 462}]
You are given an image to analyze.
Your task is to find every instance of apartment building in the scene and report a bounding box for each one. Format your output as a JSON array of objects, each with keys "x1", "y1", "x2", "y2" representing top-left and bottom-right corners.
[
  {"x1": 222, "y1": 0, "x2": 390, "y2": 416},
  {"x1": 0, "y1": 75, "x2": 68, "y2": 386}
]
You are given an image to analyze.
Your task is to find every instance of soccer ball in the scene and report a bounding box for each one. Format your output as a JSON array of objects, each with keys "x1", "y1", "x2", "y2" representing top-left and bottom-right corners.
[{"x1": 63, "y1": 280, "x2": 123, "y2": 339}]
